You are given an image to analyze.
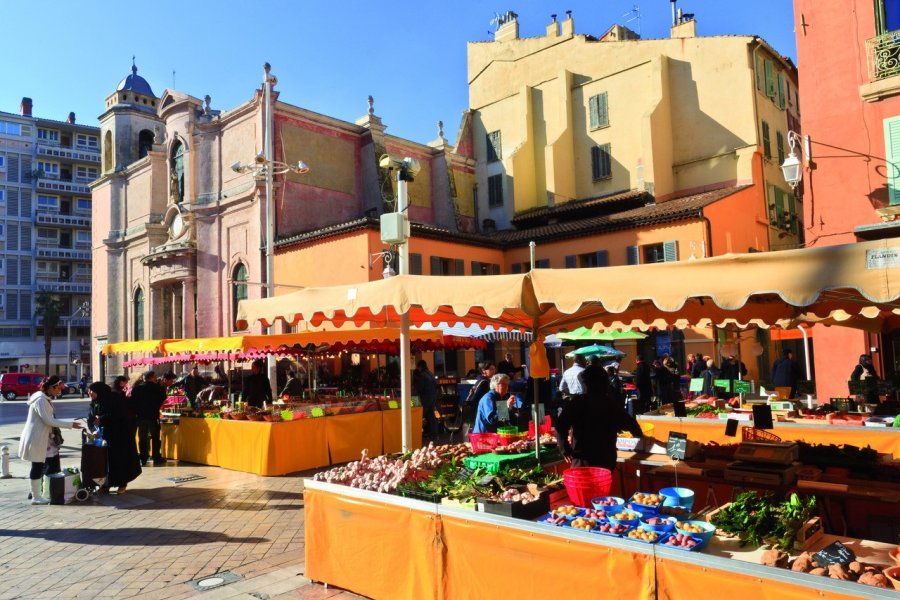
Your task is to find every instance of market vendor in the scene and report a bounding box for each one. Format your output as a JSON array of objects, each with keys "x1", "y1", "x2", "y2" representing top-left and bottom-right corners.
[
  {"x1": 556, "y1": 365, "x2": 643, "y2": 470},
  {"x1": 472, "y1": 373, "x2": 519, "y2": 433},
  {"x1": 241, "y1": 359, "x2": 273, "y2": 408}
]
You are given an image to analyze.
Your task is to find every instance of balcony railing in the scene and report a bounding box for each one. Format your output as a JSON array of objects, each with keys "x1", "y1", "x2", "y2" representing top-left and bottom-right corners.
[
  {"x1": 36, "y1": 248, "x2": 91, "y2": 261},
  {"x1": 35, "y1": 212, "x2": 92, "y2": 229},
  {"x1": 867, "y1": 30, "x2": 900, "y2": 80},
  {"x1": 36, "y1": 144, "x2": 101, "y2": 163},
  {"x1": 36, "y1": 178, "x2": 91, "y2": 195},
  {"x1": 35, "y1": 280, "x2": 92, "y2": 294}
]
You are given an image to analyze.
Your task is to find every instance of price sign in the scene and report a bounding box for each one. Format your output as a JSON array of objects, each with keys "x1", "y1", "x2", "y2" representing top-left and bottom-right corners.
[
  {"x1": 714, "y1": 379, "x2": 731, "y2": 392},
  {"x1": 733, "y1": 380, "x2": 751, "y2": 394},
  {"x1": 673, "y1": 401, "x2": 688, "y2": 417},
  {"x1": 689, "y1": 378, "x2": 704, "y2": 392},
  {"x1": 724, "y1": 418, "x2": 739, "y2": 437},
  {"x1": 752, "y1": 404, "x2": 774, "y2": 429},
  {"x1": 813, "y1": 541, "x2": 855, "y2": 567},
  {"x1": 666, "y1": 432, "x2": 688, "y2": 460}
]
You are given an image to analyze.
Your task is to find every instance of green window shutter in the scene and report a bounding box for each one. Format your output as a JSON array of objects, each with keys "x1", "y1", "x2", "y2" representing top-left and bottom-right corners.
[
  {"x1": 774, "y1": 187, "x2": 786, "y2": 229},
  {"x1": 591, "y1": 146, "x2": 601, "y2": 179},
  {"x1": 764, "y1": 59, "x2": 776, "y2": 98},
  {"x1": 589, "y1": 95, "x2": 600, "y2": 129},
  {"x1": 595, "y1": 250, "x2": 609, "y2": 267},
  {"x1": 777, "y1": 131, "x2": 785, "y2": 165},
  {"x1": 762, "y1": 121, "x2": 771, "y2": 159},
  {"x1": 787, "y1": 193, "x2": 797, "y2": 234},
  {"x1": 876, "y1": 0, "x2": 888, "y2": 35},
  {"x1": 597, "y1": 92, "x2": 608, "y2": 127},
  {"x1": 410, "y1": 253, "x2": 422, "y2": 275},
  {"x1": 430, "y1": 256, "x2": 441, "y2": 275},
  {"x1": 663, "y1": 241, "x2": 678, "y2": 262},
  {"x1": 565, "y1": 255, "x2": 576, "y2": 269},
  {"x1": 884, "y1": 116, "x2": 900, "y2": 205},
  {"x1": 767, "y1": 184, "x2": 778, "y2": 222},
  {"x1": 454, "y1": 259, "x2": 465, "y2": 276},
  {"x1": 599, "y1": 144, "x2": 611, "y2": 178},
  {"x1": 626, "y1": 246, "x2": 639, "y2": 265},
  {"x1": 755, "y1": 55, "x2": 763, "y2": 91},
  {"x1": 777, "y1": 73, "x2": 786, "y2": 109}
]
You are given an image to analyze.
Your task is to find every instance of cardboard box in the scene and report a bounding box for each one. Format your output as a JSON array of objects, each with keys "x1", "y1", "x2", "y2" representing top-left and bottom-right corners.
[{"x1": 798, "y1": 517, "x2": 823, "y2": 549}]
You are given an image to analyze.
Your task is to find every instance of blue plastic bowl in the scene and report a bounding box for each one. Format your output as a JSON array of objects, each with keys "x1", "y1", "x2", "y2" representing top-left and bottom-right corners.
[
  {"x1": 607, "y1": 510, "x2": 641, "y2": 528},
  {"x1": 674, "y1": 520, "x2": 715, "y2": 548},
  {"x1": 627, "y1": 493, "x2": 663, "y2": 517},
  {"x1": 639, "y1": 515, "x2": 677, "y2": 533},
  {"x1": 660, "y1": 487, "x2": 695, "y2": 511},
  {"x1": 591, "y1": 496, "x2": 625, "y2": 513}
]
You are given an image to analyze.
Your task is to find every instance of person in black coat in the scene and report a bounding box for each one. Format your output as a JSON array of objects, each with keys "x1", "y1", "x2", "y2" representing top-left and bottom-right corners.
[
  {"x1": 633, "y1": 358, "x2": 652, "y2": 414},
  {"x1": 701, "y1": 359, "x2": 721, "y2": 397},
  {"x1": 131, "y1": 371, "x2": 167, "y2": 466},
  {"x1": 88, "y1": 382, "x2": 141, "y2": 494},
  {"x1": 182, "y1": 366, "x2": 206, "y2": 409},
  {"x1": 850, "y1": 354, "x2": 880, "y2": 405},
  {"x1": 555, "y1": 365, "x2": 643, "y2": 471},
  {"x1": 772, "y1": 349, "x2": 800, "y2": 399},
  {"x1": 241, "y1": 360, "x2": 273, "y2": 408}
]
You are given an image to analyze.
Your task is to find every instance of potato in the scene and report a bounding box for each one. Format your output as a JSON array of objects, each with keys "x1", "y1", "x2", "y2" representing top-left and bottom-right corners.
[
  {"x1": 761, "y1": 549, "x2": 789, "y2": 568},
  {"x1": 828, "y1": 563, "x2": 851, "y2": 580},
  {"x1": 857, "y1": 572, "x2": 888, "y2": 588},
  {"x1": 847, "y1": 561, "x2": 863, "y2": 575},
  {"x1": 791, "y1": 553, "x2": 813, "y2": 572},
  {"x1": 808, "y1": 567, "x2": 827, "y2": 576}
]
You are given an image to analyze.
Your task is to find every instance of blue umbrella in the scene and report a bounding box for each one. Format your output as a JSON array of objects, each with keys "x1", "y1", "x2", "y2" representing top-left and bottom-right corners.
[{"x1": 564, "y1": 344, "x2": 625, "y2": 359}]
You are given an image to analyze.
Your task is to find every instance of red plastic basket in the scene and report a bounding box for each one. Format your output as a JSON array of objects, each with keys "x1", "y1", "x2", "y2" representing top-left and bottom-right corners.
[
  {"x1": 741, "y1": 427, "x2": 782, "y2": 442},
  {"x1": 469, "y1": 433, "x2": 500, "y2": 454},
  {"x1": 527, "y1": 416, "x2": 554, "y2": 439},
  {"x1": 562, "y1": 467, "x2": 612, "y2": 507}
]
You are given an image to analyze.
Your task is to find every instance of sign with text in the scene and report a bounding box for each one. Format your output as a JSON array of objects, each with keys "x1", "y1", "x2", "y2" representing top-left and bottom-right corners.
[
  {"x1": 865, "y1": 247, "x2": 900, "y2": 269},
  {"x1": 724, "y1": 419, "x2": 739, "y2": 437},
  {"x1": 714, "y1": 379, "x2": 731, "y2": 392},
  {"x1": 813, "y1": 540, "x2": 855, "y2": 567},
  {"x1": 689, "y1": 378, "x2": 704, "y2": 392},
  {"x1": 732, "y1": 380, "x2": 751, "y2": 394},
  {"x1": 752, "y1": 404, "x2": 774, "y2": 429},
  {"x1": 666, "y1": 432, "x2": 688, "y2": 460}
]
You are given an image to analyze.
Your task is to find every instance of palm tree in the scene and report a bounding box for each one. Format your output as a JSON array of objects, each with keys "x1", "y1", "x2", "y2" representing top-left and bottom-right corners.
[{"x1": 34, "y1": 291, "x2": 63, "y2": 376}]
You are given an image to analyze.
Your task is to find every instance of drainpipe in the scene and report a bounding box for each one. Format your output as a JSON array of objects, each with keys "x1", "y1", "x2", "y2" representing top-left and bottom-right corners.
[
  {"x1": 797, "y1": 326, "x2": 814, "y2": 409},
  {"x1": 698, "y1": 210, "x2": 713, "y2": 257}
]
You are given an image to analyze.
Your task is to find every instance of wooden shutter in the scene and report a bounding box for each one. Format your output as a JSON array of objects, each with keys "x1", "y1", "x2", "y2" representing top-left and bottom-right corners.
[
  {"x1": 777, "y1": 72, "x2": 786, "y2": 109},
  {"x1": 410, "y1": 253, "x2": 422, "y2": 275},
  {"x1": 626, "y1": 246, "x2": 639, "y2": 265},
  {"x1": 593, "y1": 143, "x2": 612, "y2": 179},
  {"x1": 430, "y1": 256, "x2": 441, "y2": 275},
  {"x1": 595, "y1": 250, "x2": 609, "y2": 267},
  {"x1": 774, "y1": 187, "x2": 786, "y2": 229},
  {"x1": 755, "y1": 55, "x2": 763, "y2": 91},
  {"x1": 787, "y1": 193, "x2": 797, "y2": 234},
  {"x1": 884, "y1": 116, "x2": 900, "y2": 205},
  {"x1": 591, "y1": 146, "x2": 601, "y2": 180},
  {"x1": 663, "y1": 241, "x2": 678, "y2": 262},
  {"x1": 589, "y1": 94, "x2": 600, "y2": 129},
  {"x1": 454, "y1": 258, "x2": 465, "y2": 276},
  {"x1": 762, "y1": 121, "x2": 771, "y2": 159},
  {"x1": 565, "y1": 255, "x2": 576, "y2": 269},
  {"x1": 776, "y1": 131, "x2": 785, "y2": 164},
  {"x1": 764, "y1": 59, "x2": 776, "y2": 98}
]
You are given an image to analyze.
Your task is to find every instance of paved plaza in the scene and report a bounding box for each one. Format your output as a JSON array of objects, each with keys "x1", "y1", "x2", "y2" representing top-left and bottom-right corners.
[{"x1": 0, "y1": 418, "x2": 365, "y2": 599}]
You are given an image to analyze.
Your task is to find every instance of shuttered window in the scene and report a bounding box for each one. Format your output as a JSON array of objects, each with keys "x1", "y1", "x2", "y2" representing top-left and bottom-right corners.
[
  {"x1": 777, "y1": 72, "x2": 786, "y2": 109},
  {"x1": 589, "y1": 92, "x2": 609, "y2": 129},
  {"x1": 626, "y1": 246, "x2": 639, "y2": 265},
  {"x1": 591, "y1": 144, "x2": 612, "y2": 180},
  {"x1": 410, "y1": 253, "x2": 422, "y2": 275},
  {"x1": 471, "y1": 261, "x2": 501, "y2": 275},
  {"x1": 487, "y1": 174, "x2": 503, "y2": 208},
  {"x1": 884, "y1": 116, "x2": 900, "y2": 205},
  {"x1": 578, "y1": 251, "x2": 609, "y2": 267},
  {"x1": 564, "y1": 255, "x2": 576, "y2": 269},
  {"x1": 511, "y1": 263, "x2": 522, "y2": 274},
  {"x1": 663, "y1": 240, "x2": 678, "y2": 262},
  {"x1": 755, "y1": 55, "x2": 764, "y2": 91},
  {"x1": 536, "y1": 259, "x2": 550, "y2": 268},
  {"x1": 764, "y1": 59, "x2": 776, "y2": 98},
  {"x1": 787, "y1": 193, "x2": 798, "y2": 234},
  {"x1": 486, "y1": 131, "x2": 502, "y2": 162},
  {"x1": 762, "y1": 121, "x2": 771, "y2": 159},
  {"x1": 774, "y1": 187, "x2": 786, "y2": 229},
  {"x1": 776, "y1": 131, "x2": 785, "y2": 165},
  {"x1": 454, "y1": 259, "x2": 465, "y2": 276}
]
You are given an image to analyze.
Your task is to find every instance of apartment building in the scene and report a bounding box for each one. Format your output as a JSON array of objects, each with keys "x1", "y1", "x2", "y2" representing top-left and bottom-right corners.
[{"x1": 0, "y1": 98, "x2": 96, "y2": 376}]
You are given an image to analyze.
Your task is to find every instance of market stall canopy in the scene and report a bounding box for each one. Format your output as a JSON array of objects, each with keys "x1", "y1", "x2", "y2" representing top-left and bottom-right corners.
[
  {"x1": 237, "y1": 238, "x2": 900, "y2": 333},
  {"x1": 556, "y1": 327, "x2": 648, "y2": 341},
  {"x1": 102, "y1": 339, "x2": 179, "y2": 355},
  {"x1": 161, "y1": 328, "x2": 445, "y2": 354},
  {"x1": 564, "y1": 344, "x2": 625, "y2": 359}
]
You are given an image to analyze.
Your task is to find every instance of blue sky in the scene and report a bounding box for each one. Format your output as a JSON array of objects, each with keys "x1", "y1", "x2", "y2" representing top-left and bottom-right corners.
[{"x1": 0, "y1": 1, "x2": 796, "y2": 145}]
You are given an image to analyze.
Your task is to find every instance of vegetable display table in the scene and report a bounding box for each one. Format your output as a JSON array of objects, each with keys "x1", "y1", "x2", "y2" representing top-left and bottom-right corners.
[{"x1": 159, "y1": 406, "x2": 422, "y2": 475}]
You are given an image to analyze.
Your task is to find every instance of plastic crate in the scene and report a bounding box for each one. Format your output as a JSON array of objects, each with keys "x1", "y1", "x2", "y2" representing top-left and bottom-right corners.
[
  {"x1": 527, "y1": 416, "x2": 554, "y2": 439},
  {"x1": 396, "y1": 488, "x2": 445, "y2": 503},
  {"x1": 497, "y1": 426, "x2": 518, "y2": 435},
  {"x1": 468, "y1": 432, "x2": 501, "y2": 454},
  {"x1": 563, "y1": 467, "x2": 612, "y2": 507},
  {"x1": 741, "y1": 427, "x2": 781, "y2": 442},
  {"x1": 497, "y1": 432, "x2": 527, "y2": 446}
]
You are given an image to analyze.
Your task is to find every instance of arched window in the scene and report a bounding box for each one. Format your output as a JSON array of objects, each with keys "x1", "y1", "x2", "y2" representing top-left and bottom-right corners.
[
  {"x1": 103, "y1": 131, "x2": 113, "y2": 172},
  {"x1": 232, "y1": 263, "x2": 248, "y2": 329},
  {"x1": 133, "y1": 288, "x2": 145, "y2": 341},
  {"x1": 170, "y1": 140, "x2": 184, "y2": 202},
  {"x1": 138, "y1": 129, "x2": 154, "y2": 159}
]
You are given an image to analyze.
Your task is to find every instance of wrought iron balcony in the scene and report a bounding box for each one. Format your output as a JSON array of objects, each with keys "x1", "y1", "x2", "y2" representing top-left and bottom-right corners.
[{"x1": 867, "y1": 30, "x2": 900, "y2": 80}]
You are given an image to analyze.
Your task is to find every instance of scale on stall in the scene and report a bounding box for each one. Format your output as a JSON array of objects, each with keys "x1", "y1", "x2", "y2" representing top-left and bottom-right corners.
[{"x1": 725, "y1": 441, "x2": 799, "y2": 486}]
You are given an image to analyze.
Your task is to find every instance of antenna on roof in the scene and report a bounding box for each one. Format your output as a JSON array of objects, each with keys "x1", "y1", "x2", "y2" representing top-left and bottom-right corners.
[
  {"x1": 489, "y1": 11, "x2": 502, "y2": 30},
  {"x1": 622, "y1": 5, "x2": 641, "y2": 36},
  {"x1": 172, "y1": 70, "x2": 176, "y2": 89}
]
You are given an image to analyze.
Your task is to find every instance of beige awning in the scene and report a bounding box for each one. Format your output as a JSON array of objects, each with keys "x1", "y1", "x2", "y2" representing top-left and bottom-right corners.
[{"x1": 237, "y1": 238, "x2": 900, "y2": 333}]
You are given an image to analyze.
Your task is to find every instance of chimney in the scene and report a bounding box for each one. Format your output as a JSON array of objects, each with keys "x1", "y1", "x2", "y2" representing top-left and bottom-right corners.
[
  {"x1": 494, "y1": 11, "x2": 519, "y2": 42},
  {"x1": 67, "y1": 112, "x2": 76, "y2": 124},
  {"x1": 561, "y1": 10, "x2": 574, "y2": 36},
  {"x1": 671, "y1": 0, "x2": 677, "y2": 27},
  {"x1": 20, "y1": 97, "x2": 32, "y2": 117},
  {"x1": 546, "y1": 14, "x2": 559, "y2": 38},
  {"x1": 671, "y1": 15, "x2": 697, "y2": 38}
]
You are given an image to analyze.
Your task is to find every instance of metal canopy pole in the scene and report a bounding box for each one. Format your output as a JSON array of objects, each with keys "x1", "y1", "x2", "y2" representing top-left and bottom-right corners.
[{"x1": 398, "y1": 173, "x2": 412, "y2": 452}]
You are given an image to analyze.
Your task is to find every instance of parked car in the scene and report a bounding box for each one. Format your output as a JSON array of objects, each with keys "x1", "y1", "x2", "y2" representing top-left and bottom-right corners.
[
  {"x1": 0, "y1": 372, "x2": 45, "y2": 401},
  {"x1": 63, "y1": 381, "x2": 81, "y2": 395}
]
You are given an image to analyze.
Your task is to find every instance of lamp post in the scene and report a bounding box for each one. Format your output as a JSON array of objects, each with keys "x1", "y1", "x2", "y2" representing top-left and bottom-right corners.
[
  {"x1": 781, "y1": 130, "x2": 810, "y2": 188},
  {"x1": 66, "y1": 300, "x2": 90, "y2": 382},
  {"x1": 232, "y1": 62, "x2": 309, "y2": 398}
]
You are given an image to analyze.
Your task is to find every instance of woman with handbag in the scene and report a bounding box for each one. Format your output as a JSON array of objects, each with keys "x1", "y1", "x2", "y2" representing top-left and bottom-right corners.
[{"x1": 18, "y1": 375, "x2": 83, "y2": 505}]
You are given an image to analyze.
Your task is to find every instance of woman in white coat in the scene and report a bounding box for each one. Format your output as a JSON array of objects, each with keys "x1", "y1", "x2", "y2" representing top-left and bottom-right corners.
[{"x1": 19, "y1": 375, "x2": 82, "y2": 505}]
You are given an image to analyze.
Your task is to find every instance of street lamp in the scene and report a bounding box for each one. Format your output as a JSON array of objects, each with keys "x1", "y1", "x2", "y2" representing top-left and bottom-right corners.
[
  {"x1": 231, "y1": 62, "x2": 309, "y2": 398},
  {"x1": 780, "y1": 130, "x2": 810, "y2": 189},
  {"x1": 66, "y1": 300, "x2": 90, "y2": 382}
]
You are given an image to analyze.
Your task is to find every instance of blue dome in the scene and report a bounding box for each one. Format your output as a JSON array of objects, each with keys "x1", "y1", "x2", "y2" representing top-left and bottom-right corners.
[{"x1": 116, "y1": 63, "x2": 155, "y2": 97}]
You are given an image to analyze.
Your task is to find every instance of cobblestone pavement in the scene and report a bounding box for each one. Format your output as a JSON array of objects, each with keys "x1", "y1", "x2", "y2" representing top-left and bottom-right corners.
[{"x1": 0, "y1": 421, "x2": 365, "y2": 600}]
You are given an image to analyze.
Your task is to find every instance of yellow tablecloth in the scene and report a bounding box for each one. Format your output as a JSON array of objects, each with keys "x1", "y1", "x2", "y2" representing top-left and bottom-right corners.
[{"x1": 161, "y1": 408, "x2": 423, "y2": 476}]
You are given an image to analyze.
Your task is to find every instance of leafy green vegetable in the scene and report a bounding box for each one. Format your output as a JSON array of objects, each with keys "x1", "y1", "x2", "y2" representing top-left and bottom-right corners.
[{"x1": 711, "y1": 491, "x2": 817, "y2": 550}]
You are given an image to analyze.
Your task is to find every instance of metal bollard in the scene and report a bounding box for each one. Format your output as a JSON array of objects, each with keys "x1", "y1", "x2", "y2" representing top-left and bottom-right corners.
[{"x1": 0, "y1": 445, "x2": 11, "y2": 479}]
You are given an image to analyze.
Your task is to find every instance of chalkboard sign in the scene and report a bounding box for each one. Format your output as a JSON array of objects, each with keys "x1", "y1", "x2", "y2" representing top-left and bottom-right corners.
[
  {"x1": 795, "y1": 380, "x2": 816, "y2": 395},
  {"x1": 813, "y1": 540, "x2": 855, "y2": 567},
  {"x1": 689, "y1": 378, "x2": 704, "y2": 392},
  {"x1": 714, "y1": 379, "x2": 731, "y2": 391},
  {"x1": 733, "y1": 380, "x2": 751, "y2": 394},
  {"x1": 752, "y1": 404, "x2": 774, "y2": 429},
  {"x1": 666, "y1": 432, "x2": 688, "y2": 460},
  {"x1": 724, "y1": 418, "x2": 739, "y2": 437},
  {"x1": 673, "y1": 401, "x2": 687, "y2": 418}
]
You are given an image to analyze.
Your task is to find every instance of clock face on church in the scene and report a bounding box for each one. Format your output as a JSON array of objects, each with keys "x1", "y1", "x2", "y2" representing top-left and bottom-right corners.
[{"x1": 169, "y1": 212, "x2": 184, "y2": 239}]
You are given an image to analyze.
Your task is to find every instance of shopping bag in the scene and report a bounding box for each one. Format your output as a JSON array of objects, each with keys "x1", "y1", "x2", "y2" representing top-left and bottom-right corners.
[{"x1": 44, "y1": 468, "x2": 81, "y2": 505}]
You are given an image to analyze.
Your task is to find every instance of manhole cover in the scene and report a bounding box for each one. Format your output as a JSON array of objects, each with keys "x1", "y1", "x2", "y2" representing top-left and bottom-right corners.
[
  {"x1": 186, "y1": 570, "x2": 242, "y2": 591},
  {"x1": 167, "y1": 474, "x2": 206, "y2": 484}
]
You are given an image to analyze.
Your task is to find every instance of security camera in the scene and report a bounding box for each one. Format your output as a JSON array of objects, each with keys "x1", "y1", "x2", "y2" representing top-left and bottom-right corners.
[
  {"x1": 379, "y1": 154, "x2": 421, "y2": 181},
  {"x1": 230, "y1": 161, "x2": 243, "y2": 173},
  {"x1": 379, "y1": 154, "x2": 405, "y2": 170},
  {"x1": 401, "y1": 157, "x2": 421, "y2": 177}
]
